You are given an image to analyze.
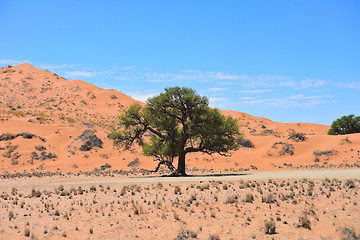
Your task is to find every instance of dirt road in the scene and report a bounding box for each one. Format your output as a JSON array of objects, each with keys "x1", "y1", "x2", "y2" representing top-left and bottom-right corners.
[{"x1": 1, "y1": 168, "x2": 359, "y2": 192}]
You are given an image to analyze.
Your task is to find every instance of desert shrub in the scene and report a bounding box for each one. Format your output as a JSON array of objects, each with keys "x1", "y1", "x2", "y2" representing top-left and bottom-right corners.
[
  {"x1": 225, "y1": 195, "x2": 238, "y2": 204},
  {"x1": 261, "y1": 129, "x2": 275, "y2": 136},
  {"x1": 280, "y1": 143, "x2": 294, "y2": 155},
  {"x1": 174, "y1": 228, "x2": 198, "y2": 239},
  {"x1": 342, "y1": 226, "x2": 360, "y2": 240},
  {"x1": 345, "y1": 180, "x2": 356, "y2": 189},
  {"x1": 11, "y1": 153, "x2": 20, "y2": 165},
  {"x1": 110, "y1": 95, "x2": 118, "y2": 99},
  {"x1": 54, "y1": 209, "x2": 60, "y2": 216},
  {"x1": 288, "y1": 131, "x2": 306, "y2": 142},
  {"x1": 173, "y1": 211, "x2": 181, "y2": 221},
  {"x1": 243, "y1": 193, "x2": 254, "y2": 203},
  {"x1": 197, "y1": 184, "x2": 210, "y2": 191},
  {"x1": 66, "y1": 116, "x2": 76, "y2": 124},
  {"x1": 328, "y1": 114, "x2": 360, "y2": 135},
  {"x1": 208, "y1": 235, "x2": 220, "y2": 240},
  {"x1": 0, "y1": 133, "x2": 16, "y2": 141},
  {"x1": 297, "y1": 214, "x2": 311, "y2": 230},
  {"x1": 240, "y1": 138, "x2": 254, "y2": 148},
  {"x1": 31, "y1": 188, "x2": 41, "y2": 198},
  {"x1": 87, "y1": 91, "x2": 96, "y2": 99},
  {"x1": 340, "y1": 137, "x2": 352, "y2": 145},
  {"x1": 12, "y1": 110, "x2": 26, "y2": 117},
  {"x1": 264, "y1": 218, "x2": 276, "y2": 234},
  {"x1": 35, "y1": 145, "x2": 46, "y2": 151},
  {"x1": 262, "y1": 193, "x2": 276, "y2": 203},
  {"x1": 36, "y1": 111, "x2": 49, "y2": 121},
  {"x1": 3, "y1": 143, "x2": 18, "y2": 158},
  {"x1": 174, "y1": 186, "x2": 182, "y2": 195},
  {"x1": 9, "y1": 211, "x2": 14, "y2": 221},
  {"x1": 313, "y1": 150, "x2": 335, "y2": 157},
  {"x1": 24, "y1": 228, "x2": 30, "y2": 237},
  {"x1": 127, "y1": 158, "x2": 139, "y2": 167}
]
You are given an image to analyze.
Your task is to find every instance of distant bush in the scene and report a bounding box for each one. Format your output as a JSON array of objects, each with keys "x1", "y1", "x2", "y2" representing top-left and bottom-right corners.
[
  {"x1": 328, "y1": 114, "x2": 360, "y2": 135},
  {"x1": 339, "y1": 137, "x2": 352, "y2": 145},
  {"x1": 36, "y1": 111, "x2": 49, "y2": 121},
  {"x1": 174, "y1": 228, "x2": 198, "y2": 240},
  {"x1": 261, "y1": 129, "x2": 274, "y2": 136},
  {"x1": 342, "y1": 226, "x2": 360, "y2": 240},
  {"x1": 313, "y1": 150, "x2": 335, "y2": 157},
  {"x1": 243, "y1": 193, "x2": 254, "y2": 203},
  {"x1": 280, "y1": 143, "x2": 294, "y2": 156},
  {"x1": 288, "y1": 131, "x2": 306, "y2": 142},
  {"x1": 297, "y1": 214, "x2": 311, "y2": 230},
  {"x1": 240, "y1": 138, "x2": 254, "y2": 148},
  {"x1": 264, "y1": 218, "x2": 276, "y2": 234}
]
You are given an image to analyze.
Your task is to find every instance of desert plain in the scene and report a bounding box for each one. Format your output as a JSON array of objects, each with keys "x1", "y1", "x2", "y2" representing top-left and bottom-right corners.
[{"x1": 0, "y1": 63, "x2": 359, "y2": 239}]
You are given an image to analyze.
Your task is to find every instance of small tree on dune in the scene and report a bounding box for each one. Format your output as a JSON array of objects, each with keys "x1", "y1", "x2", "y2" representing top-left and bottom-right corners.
[
  {"x1": 109, "y1": 87, "x2": 243, "y2": 176},
  {"x1": 328, "y1": 114, "x2": 360, "y2": 135}
]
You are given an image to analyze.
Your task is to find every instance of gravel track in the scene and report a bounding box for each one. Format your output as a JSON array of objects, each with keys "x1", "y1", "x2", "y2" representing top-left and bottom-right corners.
[{"x1": 1, "y1": 169, "x2": 359, "y2": 192}]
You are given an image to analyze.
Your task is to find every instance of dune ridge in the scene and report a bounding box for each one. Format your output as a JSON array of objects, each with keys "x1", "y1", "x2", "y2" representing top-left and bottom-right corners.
[{"x1": 0, "y1": 63, "x2": 359, "y2": 174}]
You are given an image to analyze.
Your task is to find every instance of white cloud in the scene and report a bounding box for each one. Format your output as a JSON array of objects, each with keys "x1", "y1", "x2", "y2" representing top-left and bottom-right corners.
[
  {"x1": 126, "y1": 91, "x2": 159, "y2": 103},
  {"x1": 204, "y1": 87, "x2": 228, "y2": 93},
  {"x1": 39, "y1": 64, "x2": 78, "y2": 70},
  {"x1": 63, "y1": 70, "x2": 113, "y2": 78},
  {"x1": 239, "y1": 97, "x2": 257, "y2": 100},
  {"x1": 238, "y1": 89, "x2": 272, "y2": 93},
  {"x1": 209, "y1": 97, "x2": 230, "y2": 109},
  {"x1": 340, "y1": 81, "x2": 360, "y2": 90},
  {"x1": 299, "y1": 79, "x2": 328, "y2": 88},
  {"x1": 64, "y1": 71, "x2": 97, "y2": 78},
  {"x1": 240, "y1": 95, "x2": 331, "y2": 107},
  {"x1": 0, "y1": 59, "x2": 29, "y2": 66}
]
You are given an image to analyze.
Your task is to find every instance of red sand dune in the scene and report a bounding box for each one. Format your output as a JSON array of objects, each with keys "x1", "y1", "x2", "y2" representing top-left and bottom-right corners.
[{"x1": 0, "y1": 63, "x2": 359, "y2": 174}]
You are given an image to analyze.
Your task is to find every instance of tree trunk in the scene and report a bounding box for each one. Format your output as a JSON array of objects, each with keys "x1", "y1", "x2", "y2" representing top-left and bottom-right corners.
[{"x1": 176, "y1": 151, "x2": 187, "y2": 176}]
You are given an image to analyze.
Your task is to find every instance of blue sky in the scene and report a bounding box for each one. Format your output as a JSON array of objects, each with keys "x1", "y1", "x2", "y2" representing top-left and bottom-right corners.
[{"x1": 1, "y1": 0, "x2": 359, "y2": 125}]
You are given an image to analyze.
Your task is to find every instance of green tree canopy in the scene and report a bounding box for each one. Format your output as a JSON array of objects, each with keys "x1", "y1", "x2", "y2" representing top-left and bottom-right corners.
[
  {"x1": 328, "y1": 114, "x2": 360, "y2": 135},
  {"x1": 108, "y1": 87, "x2": 243, "y2": 176}
]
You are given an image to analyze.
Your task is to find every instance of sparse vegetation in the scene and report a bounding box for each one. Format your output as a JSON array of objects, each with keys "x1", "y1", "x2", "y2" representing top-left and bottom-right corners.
[
  {"x1": 342, "y1": 226, "x2": 360, "y2": 240},
  {"x1": 288, "y1": 131, "x2": 306, "y2": 142},
  {"x1": 0, "y1": 176, "x2": 358, "y2": 239},
  {"x1": 297, "y1": 214, "x2": 311, "y2": 230},
  {"x1": 243, "y1": 193, "x2": 254, "y2": 203},
  {"x1": 280, "y1": 143, "x2": 294, "y2": 155},
  {"x1": 24, "y1": 228, "x2": 30, "y2": 237},
  {"x1": 240, "y1": 138, "x2": 254, "y2": 148},
  {"x1": 340, "y1": 137, "x2": 352, "y2": 145},
  {"x1": 264, "y1": 218, "x2": 276, "y2": 234}
]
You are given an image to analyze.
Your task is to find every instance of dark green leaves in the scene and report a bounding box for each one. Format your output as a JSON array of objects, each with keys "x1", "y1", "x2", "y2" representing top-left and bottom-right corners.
[{"x1": 328, "y1": 114, "x2": 360, "y2": 135}]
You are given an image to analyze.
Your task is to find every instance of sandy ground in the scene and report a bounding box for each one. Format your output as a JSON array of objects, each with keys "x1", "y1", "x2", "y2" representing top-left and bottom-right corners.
[
  {"x1": 0, "y1": 170, "x2": 359, "y2": 239},
  {"x1": 1, "y1": 169, "x2": 360, "y2": 192}
]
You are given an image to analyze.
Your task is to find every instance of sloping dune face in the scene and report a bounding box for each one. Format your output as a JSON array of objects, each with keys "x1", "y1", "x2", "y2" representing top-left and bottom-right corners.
[{"x1": 0, "y1": 63, "x2": 359, "y2": 174}]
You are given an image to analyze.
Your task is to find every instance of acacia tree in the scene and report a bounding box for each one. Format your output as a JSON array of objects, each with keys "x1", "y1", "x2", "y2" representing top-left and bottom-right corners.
[
  {"x1": 328, "y1": 114, "x2": 360, "y2": 135},
  {"x1": 109, "y1": 87, "x2": 242, "y2": 176}
]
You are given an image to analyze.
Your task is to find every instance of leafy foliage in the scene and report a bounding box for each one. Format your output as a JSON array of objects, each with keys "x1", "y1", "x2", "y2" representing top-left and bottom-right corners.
[
  {"x1": 328, "y1": 114, "x2": 360, "y2": 135},
  {"x1": 109, "y1": 87, "x2": 243, "y2": 175}
]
